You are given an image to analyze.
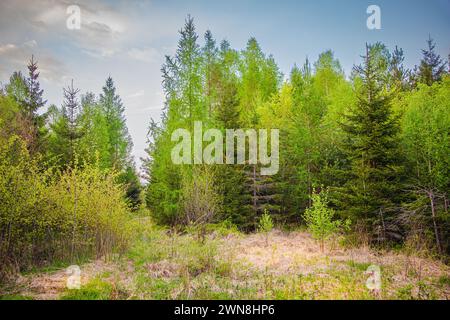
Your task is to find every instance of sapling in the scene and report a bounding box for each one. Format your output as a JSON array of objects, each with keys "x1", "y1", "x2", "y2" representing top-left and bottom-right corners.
[
  {"x1": 303, "y1": 187, "x2": 342, "y2": 252},
  {"x1": 258, "y1": 209, "x2": 274, "y2": 246}
]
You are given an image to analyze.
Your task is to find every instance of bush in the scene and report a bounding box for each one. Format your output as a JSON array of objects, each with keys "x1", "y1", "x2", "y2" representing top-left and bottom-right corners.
[{"x1": 0, "y1": 136, "x2": 131, "y2": 282}]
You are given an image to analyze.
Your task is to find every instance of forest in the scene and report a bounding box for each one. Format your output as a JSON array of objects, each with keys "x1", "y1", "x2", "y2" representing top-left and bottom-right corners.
[{"x1": 0, "y1": 16, "x2": 449, "y2": 300}]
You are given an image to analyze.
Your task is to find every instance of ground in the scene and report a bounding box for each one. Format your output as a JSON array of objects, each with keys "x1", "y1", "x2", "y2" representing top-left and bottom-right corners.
[{"x1": 1, "y1": 219, "x2": 449, "y2": 300}]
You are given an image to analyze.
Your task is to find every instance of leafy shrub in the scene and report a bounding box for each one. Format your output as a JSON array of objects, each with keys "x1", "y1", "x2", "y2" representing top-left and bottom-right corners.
[{"x1": 0, "y1": 136, "x2": 131, "y2": 282}]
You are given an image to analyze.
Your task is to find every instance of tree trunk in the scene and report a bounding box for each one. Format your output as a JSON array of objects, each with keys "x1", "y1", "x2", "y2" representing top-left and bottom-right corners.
[{"x1": 428, "y1": 190, "x2": 442, "y2": 254}]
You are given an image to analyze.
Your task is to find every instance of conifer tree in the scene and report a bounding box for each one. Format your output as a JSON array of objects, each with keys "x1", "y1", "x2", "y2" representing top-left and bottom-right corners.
[
  {"x1": 418, "y1": 36, "x2": 446, "y2": 86},
  {"x1": 99, "y1": 76, "x2": 132, "y2": 170},
  {"x1": 337, "y1": 44, "x2": 402, "y2": 239}
]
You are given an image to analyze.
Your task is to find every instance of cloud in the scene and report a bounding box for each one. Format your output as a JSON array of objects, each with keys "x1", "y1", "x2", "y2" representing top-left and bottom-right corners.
[
  {"x1": 127, "y1": 89, "x2": 145, "y2": 98},
  {"x1": 127, "y1": 47, "x2": 160, "y2": 63},
  {"x1": 0, "y1": 40, "x2": 68, "y2": 83},
  {"x1": 0, "y1": 0, "x2": 129, "y2": 59}
]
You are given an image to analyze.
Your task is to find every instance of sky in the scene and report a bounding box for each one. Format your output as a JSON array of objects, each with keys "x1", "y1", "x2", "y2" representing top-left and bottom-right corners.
[{"x1": 0, "y1": 0, "x2": 449, "y2": 172}]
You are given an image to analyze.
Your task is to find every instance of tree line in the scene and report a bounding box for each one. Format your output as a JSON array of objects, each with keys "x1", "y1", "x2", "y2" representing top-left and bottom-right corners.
[
  {"x1": 0, "y1": 16, "x2": 448, "y2": 281},
  {"x1": 144, "y1": 16, "x2": 449, "y2": 254}
]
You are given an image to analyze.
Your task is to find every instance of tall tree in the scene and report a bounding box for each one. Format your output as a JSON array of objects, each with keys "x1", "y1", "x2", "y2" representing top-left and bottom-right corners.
[
  {"x1": 337, "y1": 44, "x2": 402, "y2": 241},
  {"x1": 417, "y1": 36, "x2": 446, "y2": 86},
  {"x1": 48, "y1": 80, "x2": 82, "y2": 166},
  {"x1": 99, "y1": 76, "x2": 132, "y2": 170},
  {"x1": 400, "y1": 77, "x2": 450, "y2": 253},
  {"x1": 78, "y1": 92, "x2": 110, "y2": 169},
  {"x1": 25, "y1": 55, "x2": 47, "y2": 153}
]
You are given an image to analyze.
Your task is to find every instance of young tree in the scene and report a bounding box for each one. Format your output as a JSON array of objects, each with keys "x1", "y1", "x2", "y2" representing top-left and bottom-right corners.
[
  {"x1": 48, "y1": 80, "x2": 83, "y2": 167},
  {"x1": 258, "y1": 209, "x2": 274, "y2": 246},
  {"x1": 304, "y1": 187, "x2": 341, "y2": 252},
  {"x1": 181, "y1": 166, "x2": 221, "y2": 242}
]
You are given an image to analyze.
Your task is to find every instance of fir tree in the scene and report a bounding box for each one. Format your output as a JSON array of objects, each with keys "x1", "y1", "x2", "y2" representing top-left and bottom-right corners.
[
  {"x1": 418, "y1": 36, "x2": 446, "y2": 86},
  {"x1": 337, "y1": 44, "x2": 402, "y2": 240}
]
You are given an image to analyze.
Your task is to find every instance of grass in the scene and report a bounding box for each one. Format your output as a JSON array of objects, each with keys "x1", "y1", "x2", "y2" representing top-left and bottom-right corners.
[
  {"x1": 2, "y1": 217, "x2": 449, "y2": 300},
  {"x1": 61, "y1": 278, "x2": 113, "y2": 300}
]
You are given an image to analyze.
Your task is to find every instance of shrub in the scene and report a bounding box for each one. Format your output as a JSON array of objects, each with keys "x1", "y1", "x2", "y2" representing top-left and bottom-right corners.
[{"x1": 0, "y1": 136, "x2": 131, "y2": 282}]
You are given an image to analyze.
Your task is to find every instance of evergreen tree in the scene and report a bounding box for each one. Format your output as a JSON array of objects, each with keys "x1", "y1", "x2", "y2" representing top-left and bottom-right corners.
[
  {"x1": 337, "y1": 44, "x2": 402, "y2": 240},
  {"x1": 418, "y1": 36, "x2": 446, "y2": 86},
  {"x1": 48, "y1": 80, "x2": 82, "y2": 166},
  {"x1": 99, "y1": 76, "x2": 132, "y2": 170},
  {"x1": 145, "y1": 16, "x2": 204, "y2": 225},
  {"x1": 25, "y1": 55, "x2": 47, "y2": 153}
]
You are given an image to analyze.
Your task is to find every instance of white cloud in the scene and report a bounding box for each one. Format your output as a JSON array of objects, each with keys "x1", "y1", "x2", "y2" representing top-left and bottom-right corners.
[
  {"x1": 0, "y1": 40, "x2": 68, "y2": 83},
  {"x1": 127, "y1": 89, "x2": 145, "y2": 98},
  {"x1": 127, "y1": 47, "x2": 159, "y2": 63}
]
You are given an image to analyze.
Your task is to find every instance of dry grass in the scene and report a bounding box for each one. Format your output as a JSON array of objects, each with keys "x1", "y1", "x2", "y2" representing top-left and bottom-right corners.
[{"x1": 2, "y1": 228, "x2": 449, "y2": 300}]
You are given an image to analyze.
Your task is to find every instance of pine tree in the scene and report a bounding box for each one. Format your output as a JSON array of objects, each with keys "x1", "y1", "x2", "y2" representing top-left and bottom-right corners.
[
  {"x1": 145, "y1": 17, "x2": 200, "y2": 225},
  {"x1": 337, "y1": 44, "x2": 402, "y2": 240},
  {"x1": 388, "y1": 46, "x2": 409, "y2": 90}
]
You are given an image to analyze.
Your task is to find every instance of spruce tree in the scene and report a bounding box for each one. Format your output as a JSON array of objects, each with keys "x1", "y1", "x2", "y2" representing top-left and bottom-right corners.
[
  {"x1": 12, "y1": 56, "x2": 48, "y2": 154},
  {"x1": 63, "y1": 80, "x2": 82, "y2": 164},
  {"x1": 338, "y1": 44, "x2": 402, "y2": 239},
  {"x1": 418, "y1": 36, "x2": 446, "y2": 86}
]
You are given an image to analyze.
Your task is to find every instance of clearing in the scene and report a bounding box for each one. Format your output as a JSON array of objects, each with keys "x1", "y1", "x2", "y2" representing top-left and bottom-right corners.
[{"x1": 1, "y1": 220, "x2": 449, "y2": 300}]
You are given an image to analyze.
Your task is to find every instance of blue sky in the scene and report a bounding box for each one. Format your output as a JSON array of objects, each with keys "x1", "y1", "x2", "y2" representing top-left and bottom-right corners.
[{"x1": 0, "y1": 0, "x2": 449, "y2": 170}]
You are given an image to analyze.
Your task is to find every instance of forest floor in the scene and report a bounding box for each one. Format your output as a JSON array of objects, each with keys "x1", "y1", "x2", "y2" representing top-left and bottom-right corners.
[{"x1": 1, "y1": 218, "x2": 449, "y2": 300}]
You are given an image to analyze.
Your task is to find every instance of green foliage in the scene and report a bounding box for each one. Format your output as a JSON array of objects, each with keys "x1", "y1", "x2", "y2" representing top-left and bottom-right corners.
[
  {"x1": 336, "y1": 44, "x2": 402, "y2": 238},
  {"x1": 61, "y1": 278, "x2": 113, "y2": 300},
  {"x1": 0, "y1": 136, "x2": 132, "y2": 281},
  {"x1": 303, "y1": 188, "x2": 342, "y2": 250},
  {"x1": 258, "y1": 210, "x2": 274, "y2": 234}
]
